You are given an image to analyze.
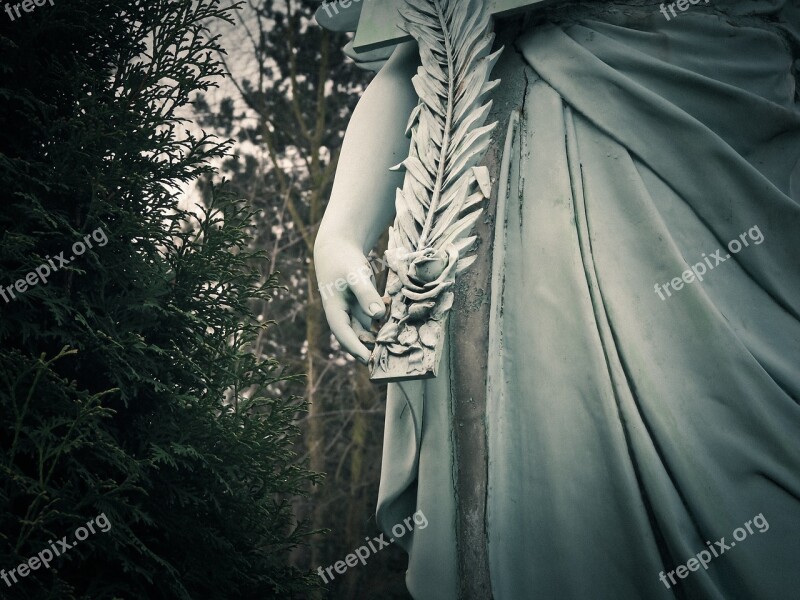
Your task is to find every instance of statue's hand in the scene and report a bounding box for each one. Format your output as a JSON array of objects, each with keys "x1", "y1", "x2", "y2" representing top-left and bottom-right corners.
[{"x1": 314, "y1": 240, "x2": 386, "y2": 364}]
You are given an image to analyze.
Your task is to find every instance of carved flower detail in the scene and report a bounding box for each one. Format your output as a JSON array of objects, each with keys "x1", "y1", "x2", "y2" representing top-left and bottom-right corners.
[
  {"x1": 407, "y1": 248, "x2": 449, "y2": 285},
  {"x1": 385, "y1": 244, "x2": 460, "y2": 303}
]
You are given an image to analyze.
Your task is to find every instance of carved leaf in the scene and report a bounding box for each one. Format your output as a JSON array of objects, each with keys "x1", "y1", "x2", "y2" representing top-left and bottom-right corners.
[
  {"x1": 455, "y1": 255, "x2": 477, "y2": 274},
  {"x1": 398, "y1": 326, "x2": 420, "y2": 346},
  {"x1": 473, "y1": 166, "x2": 492, "y2": 198},
  {"x1": 392, "y1": 0, "x2": 501, "y2": 265},
  {"x1": 408, "y1": 301, "x2": 436, "y2": 321},
  {"x1": 378, "y1": 346, "x2": 389, "y2": 372},
  {"x1": 376, "y1": 322, "x2": 399, "y2": 343},
  {"x1": 419, "y1": 322, "x2": 440, "y2": 347},
  {"x1": 387, "y1": 343, "x2": 413, "y2": 356},
  {"x1": 386, "y1": 271, "x2": 402, "y2": 295},
  {"x1": 408, "y1": 347, "x2": 426, "y2": 373},
  {"x1": 431, "y1": 291, "x2": 454, "y2": 320},
  {"x1": 391, "y1": 298, "x2": 408, "y2": 320}
]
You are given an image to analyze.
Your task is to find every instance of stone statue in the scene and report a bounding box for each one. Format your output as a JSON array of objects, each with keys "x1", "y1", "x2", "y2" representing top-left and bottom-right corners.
[{"x1": 314, "y1": 0, "x2": 800, "y2": 598}]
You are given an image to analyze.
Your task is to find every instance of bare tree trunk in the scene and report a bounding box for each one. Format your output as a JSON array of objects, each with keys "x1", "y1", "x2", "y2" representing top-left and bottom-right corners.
[
  {"x1": 306, "y1": 233, "x2": 327, "y2": 561},
  {"x1": 342, "y1": 366, "x2": 374, "y2": 598}
]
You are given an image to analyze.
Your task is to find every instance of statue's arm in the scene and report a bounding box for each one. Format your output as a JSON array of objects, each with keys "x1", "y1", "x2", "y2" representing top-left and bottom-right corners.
[{"x1": 314, "y1": 41, "x2": 420, "y2": 363}]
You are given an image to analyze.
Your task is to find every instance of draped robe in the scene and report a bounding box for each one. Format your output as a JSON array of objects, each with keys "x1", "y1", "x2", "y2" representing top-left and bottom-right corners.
[{"x1": 373, "y1": 2, "x2": 800, "y2": 598}]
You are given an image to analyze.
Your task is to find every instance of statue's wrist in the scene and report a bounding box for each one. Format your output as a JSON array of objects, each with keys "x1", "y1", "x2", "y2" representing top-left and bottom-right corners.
[
  {"x1": 316, "y1": 219, "x2": 382, "y2": 257},
  {"x1": 313, "y1": 234, "x2": 362, "y2": 263}
]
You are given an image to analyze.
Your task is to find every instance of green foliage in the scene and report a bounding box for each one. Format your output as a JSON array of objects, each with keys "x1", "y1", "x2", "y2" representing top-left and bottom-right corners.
[
  {"x1": 0, "y1": 1, "x2": 317, "y2": 597},
  {"x1": 193, "y1": 3, "x2": 413, "y2": 597}
]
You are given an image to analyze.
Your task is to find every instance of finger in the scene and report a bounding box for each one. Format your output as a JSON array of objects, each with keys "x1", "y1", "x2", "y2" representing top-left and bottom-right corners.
[
  {"x1": 352, "y1": 303, "x2": 373, "y2": 331},
  {"x1": 351, "y1": 315, "x2": 376, "y2": 346},
  {"x1": 326, "y1": 305, "x2": 370, "y2": 364},
  {"x1": 348, "y1": 267, "x2": 385, "y2": 319}
]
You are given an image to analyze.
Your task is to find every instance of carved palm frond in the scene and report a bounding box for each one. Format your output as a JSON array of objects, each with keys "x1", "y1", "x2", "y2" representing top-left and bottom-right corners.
[
  {"x1": 391, "y1": 0, "x2": 501, "y2": 266},
  {"x1": 369, "y1": 0, "x2": 502, "y2": 382}
]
